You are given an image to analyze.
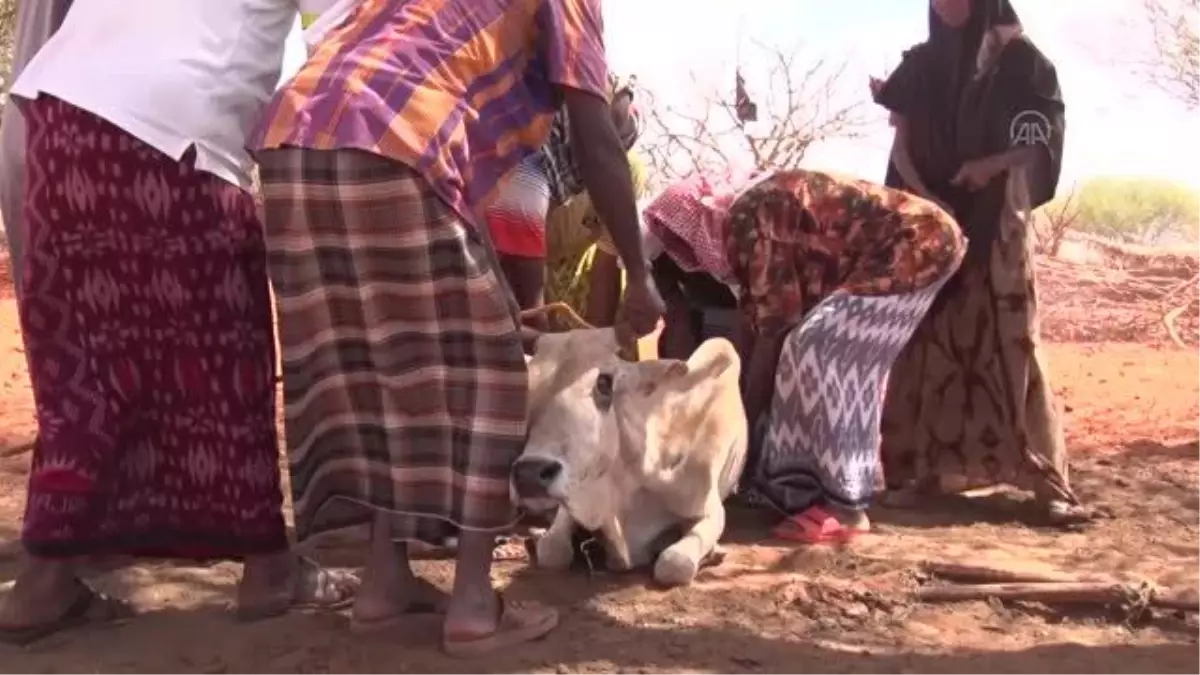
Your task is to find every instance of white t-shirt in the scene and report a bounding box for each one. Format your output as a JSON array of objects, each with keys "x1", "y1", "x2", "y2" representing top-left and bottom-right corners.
[{"x1": 11, "y1": 0, "x2": 338, "y2": 189}]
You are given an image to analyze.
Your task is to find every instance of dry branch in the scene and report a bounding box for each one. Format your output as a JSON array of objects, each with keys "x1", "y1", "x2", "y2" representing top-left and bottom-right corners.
[
  {"x1": 1139, "y1": 0, "x2": 1199, "y2": 108},
  {"x1": 921, "y1": 560, "x2": 1082, "y2": 584},
  {"x1": 1034, "y1": 187, "x2": 1079, "y2": 257},
  {"x1": 640, "y1": 41, "x2": 866, "y2": 183},
  {"x1": 1163, "y1": 299, "x2": 1191, "y2": 347},
  {"x1": 916, "y1": 581, "x2": 1199, "y2": 613},
  {"x1": 1037, "y1": 244, "x2": 1200, "y2": 346}
]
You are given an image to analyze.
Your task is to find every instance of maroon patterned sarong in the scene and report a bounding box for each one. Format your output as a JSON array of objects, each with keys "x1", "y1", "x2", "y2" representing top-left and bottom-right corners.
[{"x1": 17, "y1": 95, "x2": 287, "y2": 558}]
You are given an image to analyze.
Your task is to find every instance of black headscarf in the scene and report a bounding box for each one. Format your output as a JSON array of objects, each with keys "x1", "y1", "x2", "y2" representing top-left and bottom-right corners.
[{"x1": 875, "y1": 0, "x2": 1065, "y2": 263}]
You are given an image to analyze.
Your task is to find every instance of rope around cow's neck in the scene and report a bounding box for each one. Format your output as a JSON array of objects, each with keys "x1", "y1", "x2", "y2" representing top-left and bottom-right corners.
[{"x1": 519, "y1": 302, "x2": 595, "y2": 330}]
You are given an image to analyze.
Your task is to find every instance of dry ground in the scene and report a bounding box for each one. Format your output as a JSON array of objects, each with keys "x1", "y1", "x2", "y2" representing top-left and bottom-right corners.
[{"x1": 0, "y1": 285, "x2": 1197, "y2": 672}]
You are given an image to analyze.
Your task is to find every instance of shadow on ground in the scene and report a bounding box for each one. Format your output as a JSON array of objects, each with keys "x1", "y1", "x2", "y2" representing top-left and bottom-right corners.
[{"x1": 2, "y1": 572, "x2": 1197, "y2": 673}]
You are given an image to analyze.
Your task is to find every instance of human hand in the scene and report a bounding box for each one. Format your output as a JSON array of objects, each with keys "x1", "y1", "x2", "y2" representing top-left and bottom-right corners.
[
  {"x1": 619, "y1": 272, "x2": 666, "y2": 341},
  {"x1": 950, "y1": 157, "x2": 1003, "y2": 190}
]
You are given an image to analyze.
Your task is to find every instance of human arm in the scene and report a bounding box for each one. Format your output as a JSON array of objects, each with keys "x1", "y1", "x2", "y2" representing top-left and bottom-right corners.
[
  {"x1": 873, "y1": 46, "x2": 947, "y2": 207},
  {"x1": 952, "y1": 40, "x2": 1065, "y2": 204},
  {"x1": 537, "y1": 0, "x2": 645, "y2": 284},
  {"x1": 889, "y1": 115, "x2": 948, "y2": 210},
  {"x1": 740, "y1": 326, "x2": 786, "y2": 438},
  {"x1": 565, "y1": 89, "x2": 664, "y2": 336},
  {"x1": 950, "y1": 146, "x2": 1039, "y2": 190},
  {"x1": 563, "y1": 89, "x2": 648, "y2": 284},
  {"x1": 539, "y1": 0, "x2": 663, "y2": 335}
]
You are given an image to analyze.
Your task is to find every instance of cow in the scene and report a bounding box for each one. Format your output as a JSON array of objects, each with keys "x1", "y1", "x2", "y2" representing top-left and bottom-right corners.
[{"x1": 513, "y1": 327, "x2": 748, "y2": 587}]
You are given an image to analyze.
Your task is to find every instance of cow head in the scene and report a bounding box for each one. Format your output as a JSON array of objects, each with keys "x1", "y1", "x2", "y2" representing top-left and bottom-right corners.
[{"x1": 513, "y1": 327, "x2": 690, "y2": 530}]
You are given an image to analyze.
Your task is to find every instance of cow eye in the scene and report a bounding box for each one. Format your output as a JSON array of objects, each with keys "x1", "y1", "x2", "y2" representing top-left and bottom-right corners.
[
  {"x1": 595, "y1": 373, "x2": 614, "y2": 397},
  {"x1": 593, "y1": 372, "x2": 614, "y2": 410}
]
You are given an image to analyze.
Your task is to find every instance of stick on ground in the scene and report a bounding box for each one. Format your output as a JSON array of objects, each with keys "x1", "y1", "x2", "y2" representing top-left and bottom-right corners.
[
  {"x1": 922, "y1": 561, "x2": 1085, "y2": 584},
  {"x1": 916, "y1": 581, "x2": 1200, "y2": 612}
]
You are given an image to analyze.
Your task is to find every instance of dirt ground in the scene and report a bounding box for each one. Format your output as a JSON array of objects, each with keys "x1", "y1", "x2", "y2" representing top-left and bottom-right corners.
[{"x1": 0, "y1": 282, "x2": 1198, "y2": 671}]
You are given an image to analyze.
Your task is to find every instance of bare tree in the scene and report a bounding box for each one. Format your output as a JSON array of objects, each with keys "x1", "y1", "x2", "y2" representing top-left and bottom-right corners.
[
  {"x1": 1137, "y1": 0, "x2": 1199, "y2": 108},
  {"x1": 1033, "y1": 187, "x2": 1080, "y2": 258},
  {"x1": 638, "y1": 40, "x2": 868, "y2": 186}
]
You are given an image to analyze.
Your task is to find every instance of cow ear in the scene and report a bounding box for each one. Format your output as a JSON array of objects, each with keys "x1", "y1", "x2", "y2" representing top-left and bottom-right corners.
[
  {"x1": 661, "y1": 360, "x2": 688, "y2": 378},
  {"x1": 632, "y1": 359, "x2": 688, "y2": 395}
]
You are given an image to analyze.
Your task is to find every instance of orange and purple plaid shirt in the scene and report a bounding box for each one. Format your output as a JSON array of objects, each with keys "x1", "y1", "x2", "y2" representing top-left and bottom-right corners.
[{"x1": 250, "y1": 0, "x2": 609, "y2": 227}]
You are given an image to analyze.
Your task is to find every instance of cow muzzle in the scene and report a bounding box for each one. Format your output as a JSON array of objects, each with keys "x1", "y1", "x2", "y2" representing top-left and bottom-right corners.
[{"x1": 511, "y1": 456, "x2": 564, "y2": 501}]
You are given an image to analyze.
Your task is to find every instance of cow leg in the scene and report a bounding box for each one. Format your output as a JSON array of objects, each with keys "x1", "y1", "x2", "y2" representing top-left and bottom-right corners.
[
  {"x1": 654, "y1": 496, "x2": 725, "y2": 587},
  {"x1": 534, "y1": 508, "x2": 576, "y2": 570}
]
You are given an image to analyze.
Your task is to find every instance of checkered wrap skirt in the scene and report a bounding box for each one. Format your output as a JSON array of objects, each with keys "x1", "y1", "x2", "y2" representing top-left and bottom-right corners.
[{"x1": 258, "y1": 148, "x2": 527, "y2": 544}]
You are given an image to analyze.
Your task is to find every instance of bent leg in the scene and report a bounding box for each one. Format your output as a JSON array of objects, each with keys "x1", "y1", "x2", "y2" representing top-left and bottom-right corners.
[
  {"x1": 753, "y1": 285, "x2": 948, "y2": 526},
  {"x1": 654, "y1": 496, "x2": 726, "y2": 587},
  {"x1": 534, "y1": 507, "x2": 576, "y2": 571}
]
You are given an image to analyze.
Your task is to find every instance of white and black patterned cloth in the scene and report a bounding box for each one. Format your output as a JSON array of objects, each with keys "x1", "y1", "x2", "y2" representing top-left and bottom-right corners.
[
  {"x1": 748, "y1": 277, "x2": 950, "y2": 515},
  {"x1": 538, "y1": 77, "x2": 642, "y2": 207},
  {"x1": 538, "y1": 110, "x2": 582, "y2": 206}
]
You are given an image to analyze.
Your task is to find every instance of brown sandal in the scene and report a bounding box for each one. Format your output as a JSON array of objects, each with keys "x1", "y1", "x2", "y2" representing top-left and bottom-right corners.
[
  {"x1": 442, "y1": 593, "x2": 559, "y2": 658},
  {"x1": 0, "y1": 581, "x2": 133, "y2": 646}
]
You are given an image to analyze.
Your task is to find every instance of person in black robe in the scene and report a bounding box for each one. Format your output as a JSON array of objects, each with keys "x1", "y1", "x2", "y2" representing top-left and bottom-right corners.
[{"x1": 872, "y1": 0, "x2": 1090, "y2": 525}]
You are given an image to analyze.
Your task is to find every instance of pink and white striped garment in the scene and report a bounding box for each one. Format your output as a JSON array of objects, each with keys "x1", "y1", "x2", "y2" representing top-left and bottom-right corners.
[{"x1": 485, "y1": 155, "x2": 551, "y2": 258}]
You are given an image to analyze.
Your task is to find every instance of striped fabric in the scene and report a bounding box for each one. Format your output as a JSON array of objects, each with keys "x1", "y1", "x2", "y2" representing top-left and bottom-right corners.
[
  {"x1": 485, "y1": 154, "x2": 552, "y2": 258},
  {"x1": 258, "y1": 148, "x2": 528, "y2": 544},
  {"x1": 250, "y1": 0, "x2": 609, "y2": 230}
]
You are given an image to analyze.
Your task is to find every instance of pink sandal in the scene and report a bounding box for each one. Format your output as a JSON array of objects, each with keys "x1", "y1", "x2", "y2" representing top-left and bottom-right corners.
[{"x1": 772, "y1": 506, "x2": 867, "y2": 544}]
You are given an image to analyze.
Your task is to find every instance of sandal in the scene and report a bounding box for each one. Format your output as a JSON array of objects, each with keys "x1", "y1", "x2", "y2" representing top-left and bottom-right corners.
[
  {"x1": 349, "y1": 579, "x2": 450, "y2": 634},
  {"x1": 236, "y1": 556, "x2": 359, "y2": 622},
  {"x1": 772, "y1": 506, "x2": 868, "y2": 544},
  {"x1": 442, "y1": 593, "x2": 559, "y2": 658},
  {"x1": 1046, "y1": 500, "x2": 1095, "y2": 528},
  {"x1": 0, "y1": 580, "x2": 133, "y2": 646}
]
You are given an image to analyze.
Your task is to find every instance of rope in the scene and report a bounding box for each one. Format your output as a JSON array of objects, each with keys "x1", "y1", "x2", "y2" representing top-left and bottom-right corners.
[{"x1": 518, "y1": 302, "x2": 595, "y2": 330}]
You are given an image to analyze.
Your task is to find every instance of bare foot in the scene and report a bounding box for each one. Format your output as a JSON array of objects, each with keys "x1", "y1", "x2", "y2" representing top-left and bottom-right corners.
[{"x1": 351, "y1": 577, "x2": 450, "y2": 632}]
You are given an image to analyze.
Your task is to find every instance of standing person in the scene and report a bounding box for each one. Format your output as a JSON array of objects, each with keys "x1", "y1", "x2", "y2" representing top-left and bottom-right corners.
[
  {"x1": 640, "y1": 168, "x2": 965, "y2": 542},
  {"x1": 484, "y1": 154, "x2": 555, "y2": 317},
  {"x1": 252, "y1": 0, "x2": 663, "y2": 656},
  {"x1": 0, "y1": 0, "x2": 74, "y2": 298},
  {"x1": 0, "y1": 0, "x2": 359, "y2": 646},
  {"x1": 873, "y1": 0, "x2": 1087, "y2": 523},
  {"x1": 559, "y1": 147, "x2": 649, "y2": 327},
  {"x1": 490, "y1": 74, "x2": 644, "y2": 324},
  {"x1": 542, "y1": 74, "x2": 645, "y2": 326}
]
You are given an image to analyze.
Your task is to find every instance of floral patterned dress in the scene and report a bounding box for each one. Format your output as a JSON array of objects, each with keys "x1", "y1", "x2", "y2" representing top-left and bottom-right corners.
[{"x1": 646, "y1": 168, "x2": 966, "y2": 520}]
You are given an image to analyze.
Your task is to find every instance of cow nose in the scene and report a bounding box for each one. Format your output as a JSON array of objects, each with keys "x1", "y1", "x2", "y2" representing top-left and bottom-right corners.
[{"x1": 511, "y1": 457, "x2": 563, "y2": 499}]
